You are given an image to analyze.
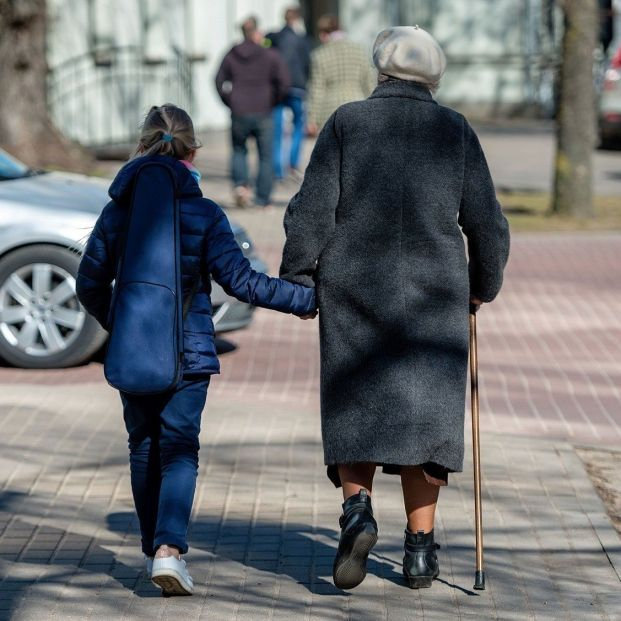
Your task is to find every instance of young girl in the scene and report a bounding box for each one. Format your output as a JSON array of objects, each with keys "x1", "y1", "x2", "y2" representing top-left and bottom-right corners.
[{"x1": 76, "y1": 104, "x2": 316, "y2": 596}]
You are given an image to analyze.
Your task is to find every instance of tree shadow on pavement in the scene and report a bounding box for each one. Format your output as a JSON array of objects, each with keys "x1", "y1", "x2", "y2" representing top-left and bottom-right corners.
[
  {"x1": 0, "y1": 502, "x2": 160, "y2": 619},
  {"x1": 105, "y1": 510, "x2": 400, "y2": 597}
]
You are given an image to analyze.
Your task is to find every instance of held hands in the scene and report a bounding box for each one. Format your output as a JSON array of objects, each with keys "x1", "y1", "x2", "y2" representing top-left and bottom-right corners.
[{"x1": 299, "y1": 310, "x2": 318, "y2": 320}]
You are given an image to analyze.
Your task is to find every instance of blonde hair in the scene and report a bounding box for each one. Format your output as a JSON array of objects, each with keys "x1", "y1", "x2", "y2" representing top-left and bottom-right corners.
[{"x1": 132, "y1": 104, "x2": 201, "y2": 160}]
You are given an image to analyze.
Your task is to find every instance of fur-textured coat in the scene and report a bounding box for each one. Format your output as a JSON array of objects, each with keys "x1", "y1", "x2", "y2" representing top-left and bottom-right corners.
[{"x1": 279, "y1": 80, "x2": 510, "y2": 479}]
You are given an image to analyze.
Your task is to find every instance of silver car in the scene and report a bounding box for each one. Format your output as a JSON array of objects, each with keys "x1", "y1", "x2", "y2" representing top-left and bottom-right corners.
[{"x1": 0, "y1": 149, "x2": 264, "y2": 368}]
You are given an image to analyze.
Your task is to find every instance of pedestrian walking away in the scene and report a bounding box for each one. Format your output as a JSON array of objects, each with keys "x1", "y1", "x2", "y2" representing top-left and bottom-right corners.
[
  {"x1": 266, "y1": 6, "x2": 312, "y2": 180},
  {"x1": 279, "y1": 26, "x2": 510, "y2": 591},
  {"x1": 305, "y1": 14, "x2": 376, "y2": 136},
  {"x1": 76, "y1": 104, "x2": 316, "y2": 597},
  {"x1": 215, "y1": 16, "x2": 290, "y2": 209}
]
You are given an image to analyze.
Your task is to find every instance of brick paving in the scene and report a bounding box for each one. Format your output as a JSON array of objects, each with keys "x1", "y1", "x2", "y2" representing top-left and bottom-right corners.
[{"x1": 0, "y1": 136, "x2": 620, "y2": 619}]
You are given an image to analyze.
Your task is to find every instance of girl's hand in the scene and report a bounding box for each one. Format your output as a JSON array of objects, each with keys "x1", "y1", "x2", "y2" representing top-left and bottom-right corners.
[{"x1": 299, "y1": 311, "x2": 318, "y2": 320}]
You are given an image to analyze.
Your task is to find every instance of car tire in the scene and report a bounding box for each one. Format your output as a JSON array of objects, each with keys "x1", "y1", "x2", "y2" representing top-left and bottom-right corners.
[{"x1": 0, "y1": 245, "x2": 107, "y2": 368}]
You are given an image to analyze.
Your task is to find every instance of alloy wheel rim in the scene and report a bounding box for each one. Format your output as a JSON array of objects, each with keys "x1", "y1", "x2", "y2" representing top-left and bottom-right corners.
[{"x1": 0, "y1": 263, "x2": 85, "y2": 357}]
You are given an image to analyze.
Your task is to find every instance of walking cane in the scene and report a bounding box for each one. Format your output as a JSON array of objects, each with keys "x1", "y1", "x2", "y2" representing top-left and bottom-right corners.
[{"x1": 469, "y1": 303, "x2": 486, "y2": 590}]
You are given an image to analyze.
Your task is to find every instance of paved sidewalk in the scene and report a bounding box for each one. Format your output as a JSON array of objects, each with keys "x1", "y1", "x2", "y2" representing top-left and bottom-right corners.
[
  {"x1": 0, "y1": 381, "x2": 619, "y2": 620},
  {"x1": 0, "y1": 130, "x2": 620, "y2": 619}
]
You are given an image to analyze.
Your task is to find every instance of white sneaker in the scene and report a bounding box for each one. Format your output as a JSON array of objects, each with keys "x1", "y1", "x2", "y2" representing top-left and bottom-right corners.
[
  {"x1": 151, "y1": 555, "x2": 194, "y2": 595},
  {"x1": 145, "y1": 556, "x2": 154, "y2": 577}
]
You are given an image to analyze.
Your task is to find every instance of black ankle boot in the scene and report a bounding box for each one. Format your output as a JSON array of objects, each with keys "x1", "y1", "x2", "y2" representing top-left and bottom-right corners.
[
  {"x1": 332, "y1": 489, "x2": 378, "y2": 590},
  {"x1": 403, "y1": 528, "x2": 441, "y2": 589}
]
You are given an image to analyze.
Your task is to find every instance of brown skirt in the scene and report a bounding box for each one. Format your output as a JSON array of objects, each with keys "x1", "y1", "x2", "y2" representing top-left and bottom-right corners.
[{"x1": 327, "y1": 462, "x2": 450, "y2": 488}]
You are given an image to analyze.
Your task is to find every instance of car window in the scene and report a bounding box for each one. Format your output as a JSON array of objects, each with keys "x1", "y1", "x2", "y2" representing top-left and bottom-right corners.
[{"x1": 0, "y1": 149, "x2": 31, "y2": 180}]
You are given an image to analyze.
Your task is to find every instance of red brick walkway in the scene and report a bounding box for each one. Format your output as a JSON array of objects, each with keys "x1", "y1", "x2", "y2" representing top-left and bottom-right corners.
[
  {"x1": 2, "y1": 223, "x2": 620, "y2": 451},
  {"x1": 210, "y1": 223, "x2": 621, "y2": 451}
]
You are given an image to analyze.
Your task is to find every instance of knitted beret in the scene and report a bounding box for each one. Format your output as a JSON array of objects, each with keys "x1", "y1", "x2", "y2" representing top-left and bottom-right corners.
[{"x1": 372, "y1": 26, "x2": 446, "y2": 87}]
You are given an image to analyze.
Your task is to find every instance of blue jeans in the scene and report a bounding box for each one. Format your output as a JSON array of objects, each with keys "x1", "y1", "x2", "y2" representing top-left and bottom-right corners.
[
  {"x1": 121, "y1": 377, "x2": 210, "y2": 556},
  {"x1": 272, "y1": 94, "x2": 305, "y2": 178},
  {"x1": 231, "y1": 114, "x2": 273, "y2": 206}
]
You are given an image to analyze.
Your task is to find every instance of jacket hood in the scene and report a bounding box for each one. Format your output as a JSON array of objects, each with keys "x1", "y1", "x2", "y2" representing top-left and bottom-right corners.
[
  {"x1": 232, "y1": 40, "x2": 264, "y2": 62},
  {"x1": 108, "y1": 155, "x2": 202, "y2": 206}
]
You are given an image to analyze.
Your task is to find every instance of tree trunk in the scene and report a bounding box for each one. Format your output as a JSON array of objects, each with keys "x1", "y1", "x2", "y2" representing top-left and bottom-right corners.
[
  {"x1": 0, "y1": 0, "x2": 90, "y2": 170},
  {"x1": 552, "y1": 0, "x2": 598, "y2": 217}
]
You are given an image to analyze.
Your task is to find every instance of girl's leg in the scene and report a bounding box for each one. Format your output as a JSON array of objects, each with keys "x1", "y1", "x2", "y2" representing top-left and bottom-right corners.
[
  {"x1": 153, "y1": 378, "x2": 209, "y2": 555},
  {"x1": 121, "y1": 394, "x2": 161, "y2": 557},
  {"x1": 337, "y1": 463, "x2": 376, "y2": 500},
  {"x1": 400, "y1": 466, "x2": 440, "y2": 533}
]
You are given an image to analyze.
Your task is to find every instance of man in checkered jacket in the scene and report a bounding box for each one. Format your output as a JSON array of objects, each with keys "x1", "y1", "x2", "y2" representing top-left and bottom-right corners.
[{"x1": 306, "y1": 15, "x2": 377, "y2": 135}]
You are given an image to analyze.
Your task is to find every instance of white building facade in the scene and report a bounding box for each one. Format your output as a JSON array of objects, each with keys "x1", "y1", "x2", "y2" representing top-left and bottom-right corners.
[{"x1": 46, "y1": 0, "x2": 620, "y2": 146}]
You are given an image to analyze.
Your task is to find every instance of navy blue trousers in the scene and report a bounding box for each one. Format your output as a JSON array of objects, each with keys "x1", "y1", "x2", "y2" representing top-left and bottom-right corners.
[
  {"x1": 272, "y1": 94, "x2": 305, "y2": 178},
  {"x1": 120, "y1": 377, "x2": 209, "y2": 556},
  {"x1": 231, "y1": 114, "x2": 273, "y2": 205}
]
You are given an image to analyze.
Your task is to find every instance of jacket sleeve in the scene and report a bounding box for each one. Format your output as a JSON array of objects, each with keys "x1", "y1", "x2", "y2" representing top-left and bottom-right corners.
[
  {"x1": 279, "y1": 112, "x2": 340, "y2": 288},
  {"x1": 215, "y1": 54, "x2": 232, "y2": 108},
  {"x1": 272, "y1": 51, "x2": 291, "y2": 104},
  {"x1": 202, "y1": 206, "x2": 316, "y2": 316},
  {"x1": 306, "y1": 51, "x2": 324, "y2": 126},
  {"x1": 301, "y1": 37, "x2": 312, "y2": 84},
  {"x1": 458, "y1": 121, "x2": 510, "y2": 303},
  {"x1": 76, "y1": 211, "x2": 115, "y2": 329}
]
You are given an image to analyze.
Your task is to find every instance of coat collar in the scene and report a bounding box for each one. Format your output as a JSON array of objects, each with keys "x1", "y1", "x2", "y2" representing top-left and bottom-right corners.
[{"x1": 369, "y1": 80, "x2": 436, "y2": 104}]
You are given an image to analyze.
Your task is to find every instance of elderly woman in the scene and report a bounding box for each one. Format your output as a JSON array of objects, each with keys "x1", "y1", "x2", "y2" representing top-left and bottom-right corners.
[{"x1": 279, "y1": 26, "x2": 510, "y2": 590}]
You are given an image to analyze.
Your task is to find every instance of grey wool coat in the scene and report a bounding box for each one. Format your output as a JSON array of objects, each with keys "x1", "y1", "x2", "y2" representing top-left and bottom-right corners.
[{"x1": 279, "y1": 80, "x2": 510, "y2": 483}]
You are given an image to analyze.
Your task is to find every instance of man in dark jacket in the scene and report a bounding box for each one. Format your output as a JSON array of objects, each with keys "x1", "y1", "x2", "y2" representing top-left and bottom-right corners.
[
  {"x1": 215, "y1": 16, "x2": 290, "y2": 208},
  {"x1": 267, "y1": 7, "x2": 311, "y2": 180}
]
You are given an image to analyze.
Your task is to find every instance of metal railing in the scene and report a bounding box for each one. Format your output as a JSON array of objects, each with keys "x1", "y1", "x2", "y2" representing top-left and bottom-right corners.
[{"x1": 48, "y1": 45, "x2": 194, "y2": 147}]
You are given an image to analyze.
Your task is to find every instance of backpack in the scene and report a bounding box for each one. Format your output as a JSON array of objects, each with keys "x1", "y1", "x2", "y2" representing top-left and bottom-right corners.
[{"x1": 104, "y1": 161, "x2": 187, "y2": 395}]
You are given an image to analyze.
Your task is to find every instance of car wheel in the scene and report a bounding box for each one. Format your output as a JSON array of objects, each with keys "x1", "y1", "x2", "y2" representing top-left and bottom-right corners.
[{"x1": 0, "y1": 245, "x2": 107, "y2": 368}]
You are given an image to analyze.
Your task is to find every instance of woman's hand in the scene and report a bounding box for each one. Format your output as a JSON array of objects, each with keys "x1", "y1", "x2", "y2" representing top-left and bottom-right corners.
[
  {"x1": 470, "y1": 296, "x2": 483, "y2": 313},
  {"x1": 299, "y1": 310, "x2": 318, "y2": 320}
]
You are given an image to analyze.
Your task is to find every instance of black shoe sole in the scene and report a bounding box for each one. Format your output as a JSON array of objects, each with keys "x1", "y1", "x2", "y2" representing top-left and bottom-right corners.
[
  {"x1": 403, "y1": 572, "x2": 438, "y2": 589},
  {"x1": 333, "y1": 524, "x2": 378, "y2": 590}
]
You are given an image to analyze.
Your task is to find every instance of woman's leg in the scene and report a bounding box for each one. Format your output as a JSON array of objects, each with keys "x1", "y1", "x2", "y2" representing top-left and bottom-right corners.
[
  {"x1": 337, "y1": 463, "x2": 376, "y2": 500},
  {"x1": 400, "y1": 466, "x2": 440, "y2": 533},
  {"x1": 333, "y1": 463, "x2": 378, "y2": 590}
]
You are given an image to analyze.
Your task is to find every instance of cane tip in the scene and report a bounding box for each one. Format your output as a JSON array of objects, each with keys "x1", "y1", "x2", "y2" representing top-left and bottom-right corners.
[{"x1": 473, "y1": 570, "x2": 486, "y2": 590}]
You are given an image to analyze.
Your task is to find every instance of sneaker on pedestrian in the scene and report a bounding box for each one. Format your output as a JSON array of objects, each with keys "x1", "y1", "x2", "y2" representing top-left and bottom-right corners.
[
  {"x1": 288, "y1": 168, "x2": 304, "y2": 183},
  {"x1": 234, "y1": 185, "x2": 251, "y2": 208},
  {"x1": 151, "y1": 547, "x2": 194, "y2": 596}
]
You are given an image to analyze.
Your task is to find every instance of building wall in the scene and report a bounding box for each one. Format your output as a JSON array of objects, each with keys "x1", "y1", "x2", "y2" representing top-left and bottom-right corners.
[
  {"x1": 47, "y1": 0, "x2": 619, "y2": 145},
  {"x1": 47, "y1": 0, "x2": 294, "y2": 144},
  {"x1": 340, "y1": 0, "x2": 560, "y2": 117}
]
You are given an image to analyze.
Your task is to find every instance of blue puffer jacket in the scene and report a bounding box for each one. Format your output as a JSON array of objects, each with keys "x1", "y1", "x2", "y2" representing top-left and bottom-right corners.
[{"x1": 76, "y1": 155, "x2": 316, "y2": 375}]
